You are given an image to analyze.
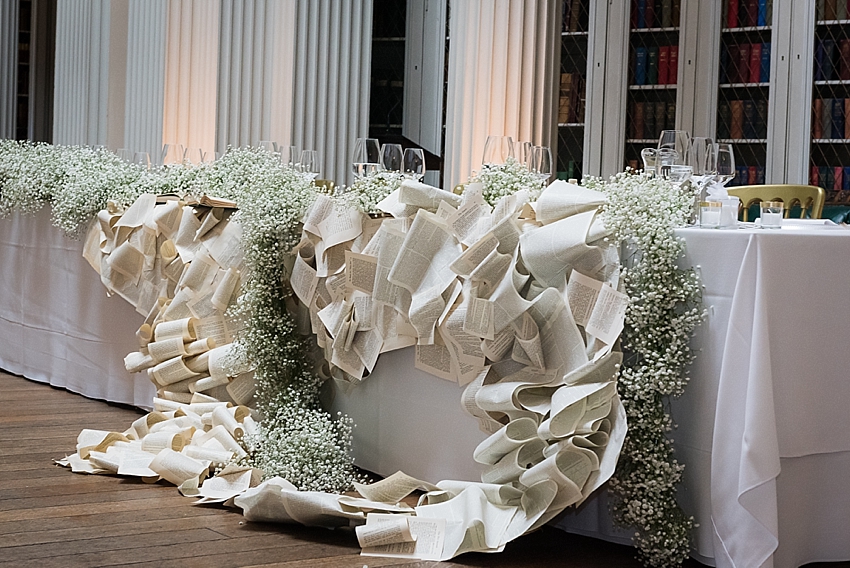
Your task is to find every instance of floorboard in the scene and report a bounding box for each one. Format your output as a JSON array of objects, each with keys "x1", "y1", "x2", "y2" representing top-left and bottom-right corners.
[{"x1": 0, "y1": 371, "x2": 842, "y2": 568}]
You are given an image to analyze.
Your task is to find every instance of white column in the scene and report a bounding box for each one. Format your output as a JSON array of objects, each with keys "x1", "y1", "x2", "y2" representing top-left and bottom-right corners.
[
  {"x1": 53, "y1": 0, "x2": 120, "y2": 146},
  {"x1": 162, "y1": 0, "x2": 220, "y2": 158},
  {"x1": 216, "y1": 0, "x2": 297, "y2": 154},
  {"x1": 123, "y1": 0, "x2": 167, "y2": 159},
  {"x1": 291, "y1": 0, "x2": 373, "y2": 186},
  {"x1": 0, "y1": 0, "x2": 18, "y2": 139},
  {"x1": 443, "y1": 0, "x2": 560, "y2": 188}
]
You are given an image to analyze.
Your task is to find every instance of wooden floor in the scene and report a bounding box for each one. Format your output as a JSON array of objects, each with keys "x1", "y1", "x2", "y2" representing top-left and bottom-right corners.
[{"x1": 0, "y1": 370, "x2": 844, "y2": 568}]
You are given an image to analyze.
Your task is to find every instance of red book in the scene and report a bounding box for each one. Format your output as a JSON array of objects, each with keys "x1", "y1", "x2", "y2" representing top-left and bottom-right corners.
[
  {"x1": 845, "y1": 99, "x2": 850, "y2": 140},
  {"x1": 814, "y1": 99, "x2": 823, "y2": 139},
  {"x1": 727, "y1": 0, "x2": 739, "y2": 27},
  {"x1": 646, "y1": 0, "x2": 655, "y2": 27},
  {"x1": 748, "y1": 166, "x2": 757, "y2": 184},
  {"x1": 840, "y1": 40, "x2": 850, "y2": 81},
  {"x1": 669, "y1": 45, "x2": 679, "y2": 83},
  {"x1": 749, "y1": 43, "x2": 762, "y2": 83},
  {"x1": 811, "y1": 165, "x2": 819, "y2": 187},
  {"x1": 658, "y1": 45, "x2": 670, "y2": 84},
  {"x1": 737, "y1": 44, "x2": 751, "y2": 84},
  {"x1": 747, "y1": 0, "x2": 758, "y2": 26},
  {"x1": 836, "y1": 167, "x2": 844, "y2": 191}
]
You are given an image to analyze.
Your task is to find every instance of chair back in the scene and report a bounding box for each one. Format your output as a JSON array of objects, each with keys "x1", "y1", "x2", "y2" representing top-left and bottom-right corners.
[{"x1": 727, "y1": 184, "x2": 825, "y2": 221}]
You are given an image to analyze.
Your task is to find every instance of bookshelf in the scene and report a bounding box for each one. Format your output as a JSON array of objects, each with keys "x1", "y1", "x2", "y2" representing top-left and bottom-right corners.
[
  {"x1": 809, "y1": 5, "x2": 850, "y2": 204},
  {"x1": 716, "y1": 0, "x2": 773, "y2": 186},
  {"x1": 557, "y1": 0, "x2": 589, "y2": 181},
  {"x1": 369, "y1": 0, "x2": 406, "y2": 137},
  {"x1": 624, "y1": 0, "x2": 681, "y2": 170}
]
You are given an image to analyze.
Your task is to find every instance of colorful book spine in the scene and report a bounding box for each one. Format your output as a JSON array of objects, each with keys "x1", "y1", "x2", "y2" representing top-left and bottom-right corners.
[
  {"x1": 646, "y1": 0, "x2": 656, "y2": 27},
  {"x1": 824, "y1": 166, "x2": 835, "y2": 190},
  {"x1": 823, "y1": 39, "x2": 836, "y2": 81},
  {"x1": 637, "y1": 0, "x2": 647, "y2": 28},
  {"x1": 661, "y1": 0, "x2": 672, "y2": 27},
  {"x1": 728, "y1": 0, "x2": 739, "y2": 27},
  {"x1": 570, "y1": 0, "x2": 581, "y2": 32},
  {"x1": 845, "y1": 99, "x2": 850, "y2": 140},
  {"x1": 749, "y1": 43, "x2": 762, "y2": 83},
  {"x1": 655, "y1": 101, "x2": 667, "y2": 136},
  {"x1": 666, "y1": 102, "x2": 676, "y2": 131},
  {"x1": 811, "y1": 165, "x2": 820, "y2": 187},
  {"x1": 760, "y1": 42, "x2": 771, "y2": 82},
  {"x1": 645, "y1": 101, "x2": 656, "y2": 139},
  {"x1": 718, "y1": 102, "x2": 731, "y2": 139},
  {"x1": 743, "y1": 99, "x2": 757, "y2": 138},
  {"x1": 841, "y1": 39, "x2": 850, "y2": 81},
  {"x1": 672, "y1": 0, "x2": 680, "y2": 23},
  {"x1": 833, "y1": 97, "x2": 845, "y2": 139},
  {"x1": 658, "y1": 45, "x2": 670, "y2": 84},
  {"x1": 730, "y1": 100, "x2": 744, "y2": 139},
  {"x1": 747, "y1": 0, "x2": 758, "y2": 26},
  {"x1": 635, "y1": 47, "x2": 648, "y2": 85},
  {"x1": 747, "y1": 165, "x2": 757, "y2": 185},
  {"x1": 843, "y1": 166, "x2": 850, "y2": 190},
  {"x1": 647, "y1": 46, "x2": 659, "y2": 85},
  {"x1": 816, "y1": 40, "x2": 825, "y2": 81},
  {"x1": 835, "y1": 167, "x2": 844, "y2": 192},
  {"x1": 738, "y1": 43, "x2": 751, "y2": 84},
  {"x1": 825, "y1": 0, "x2": 837, "y2": 20},
  {"x1": 634, "y1": 101, "x2": 645, "y2": 139},
  {"x1": 814, "y1": 98, "x2": 824, "y2": 139},
  {"x1": 758, "y1": 0, "x2": 768, "y2": 25},
  {"x1": 726, "y1": 45, "x2": 739, "y2": 83},
  {"x1": 756, "y1": 99, "x2": 767, "y2": 138},
  {"x1": 823, "y1": 98, "x2": 834, "y2": 139},
  {"x1": 757, "y1": 166, "x2": 766, "y2": 185},
  {"x1": 669, "y1": 45, "x2": 679, "y2": 83},
  {"x1": 735, "y1": 165, "x2": 748, "y2": 185}
]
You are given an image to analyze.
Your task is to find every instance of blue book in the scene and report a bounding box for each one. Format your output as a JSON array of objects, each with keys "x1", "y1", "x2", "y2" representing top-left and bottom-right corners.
[
  {"x1": 760, "y1": 43, "x2": 771, "y2": 82},
  {"x1": 735, "y1": 165, "x2": 748, "y2": 185},
  {"x1": 635, "y1": 47, "x2": 648, "y2": 85},
  {"x1": 823, "y1": 39, "x2": 836, "y2": 81},
  {"x1": 816, "y1": 40, "x2": 824, "y2": 81},
  {"x1": 637, "y1": 0, "x2": 646, "y2": 28},
  {"x1": 756, "y1": 166, "x2": 766, "y2": 185},
  {"x1": 757, "y1": 0, "x2": 768, "y2": 25},
  {"x1": 832, "y1": 97, "x2": 844, "y2": 139},
  {"x1": 843, "y1": 166, "x2": 850, "y2": 190}
]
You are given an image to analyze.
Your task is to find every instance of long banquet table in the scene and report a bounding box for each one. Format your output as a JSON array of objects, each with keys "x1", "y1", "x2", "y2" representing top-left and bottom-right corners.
[{"x1": 2, "y1": 210, "x2": 850, "y2": 567}]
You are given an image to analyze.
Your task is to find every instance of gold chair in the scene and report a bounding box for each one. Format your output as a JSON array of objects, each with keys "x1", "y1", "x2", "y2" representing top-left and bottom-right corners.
[
  {"x1": 727, "y1": 184, "x2": 825, "y2": 221},
  {"x1": 314, "y1": 179, "x2": 335, "y2": 194}
]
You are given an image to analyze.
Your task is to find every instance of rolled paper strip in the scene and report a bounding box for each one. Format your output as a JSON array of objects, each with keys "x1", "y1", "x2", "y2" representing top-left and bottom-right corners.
[
  {"x1": 190, "y1": 374, "x2": 230, "y2": 393},
  {"x1": 124, "y1": 351, "x2": 155, "y2": 374},
  {"x1": 88, "y1": 450, "x2": 120, "y2": 473},
  {"x1": 185, "y1": 352, "x2": 210, "y2": 374},
  {"x1": 147, "y1": 336, "x2": 189, "y2": 364},
  {"x1": 181, "y1": 445, "x2": 233, "y2": 464},
  {"x1": 149, "y1": 448, "x2": 208, "y2": 486},
  {"x1": 153, "y1": 317, "x2": 197, "y2": 342},
  {"x1": 159, "y1": 391, "x2": 193, "y2": 404},
  {"x1": 472, "y1": 417, "x2": 539, "y2": 465},
  {"x1": 131, "y1": 411, "x2": 168, "y2": 439},
  {"x1": 212, "y1": 405, "x2": 244, "y2": 439},
  {"x1": 241, "y1": 415, "x2": 258, "y2": 437},
  {"x1": 136, "y1": 323, "x2": 153, "y2": 348},
  {"x1": 196, "y1": 424, "x2": 247, "y2": 459},
  {"x1": 141, "y1": 431, "x2": 185, "y2": 453},
  {"x1": 148, "y1": 355, "x2": 200, "y2": 386},
  {"x1": 232, "y1": 405, "x2": 251, "y2": 422},
  {"x1": 481, "y1": 438, "x2": 547, "y2": 485},
  {"x1": 211, "y1": 267, "x2": 240, "y2": 311},
  {"x1": 153, "y1": 397, "x2": 182, "y2": 412},
  {"x1": 185, "y1": 337, "x2": 215, "y2": 356},
  {"x1": 184, "y1": 401, "x2": 232, "y2": 415},
  {"x1": 519, "y1": 448, "x2": 593, "y2": 495},
  {"x1": 160, "y1": 239, "x2": 178, "y2": 264}
]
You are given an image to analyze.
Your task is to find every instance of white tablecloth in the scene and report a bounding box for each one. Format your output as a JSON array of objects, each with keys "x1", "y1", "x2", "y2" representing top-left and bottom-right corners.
[
  {"x1": 0, "y1": 209, "x2": 154, "y2": 408},
  {"x1": 331, "y1": 223, "x2": 850, "y2": 568}
]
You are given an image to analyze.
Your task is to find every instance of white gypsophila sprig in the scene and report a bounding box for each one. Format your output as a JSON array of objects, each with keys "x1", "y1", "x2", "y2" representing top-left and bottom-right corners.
[
  {"x1": 586, "y1": 170, "x2": 705, "y2": 567},
  {"x1": 344, "y1": 170, "x2": 406, "y2": 214},
  {"x1": 469, "y1": 156, "x2": 543, "y2": 206}
]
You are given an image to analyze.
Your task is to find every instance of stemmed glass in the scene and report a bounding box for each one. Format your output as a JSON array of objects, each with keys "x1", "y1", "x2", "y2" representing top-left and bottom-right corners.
[
  {"x1": 515, "y1": 141, "x2": 533, "y2": 168},
  {"x1": 715, "y1": 143, "x2": 736, "y2": 186},
  {"x1": 689, "y1": 137, "x2": 716, "y2": 176},
  {"x1": 134, "y1": 152, "x2": 151, "y2": 170},
  {"x1": 380, "y1": 143, "x2": 403, "y2": 172},
  {"x1": 280, "y1": 145, "x2": 297, "y2": 165},
  {"x1": 299, "y1": 150, "x2": 319, "y2": 175},
  {"x1": 184, "y1": 147, "x2": 204, "y2": 165},
  {"x1": 530, "y1": 146, "x2": 553, "y2": 184},
  {"x1": 482, "y1": 135, "x2": 514, "y2": 165},
  {"x1": 352, "y1": 138, "x2": 381, "y2": 178},
  {"x1": 161, "y1": 144, "x2": 185, "y2": 166},
  {"x1": 258, "y1": 140, "x2": 278, "y2": 154},
  {"x1": 116, "y1": 148, "x2": 134, "y2": 162},
  {"x1": 403, "y1": 148, "x2": 425, "y2": 179}
]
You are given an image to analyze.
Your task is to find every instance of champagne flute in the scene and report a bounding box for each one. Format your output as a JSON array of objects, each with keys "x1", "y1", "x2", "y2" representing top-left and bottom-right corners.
[
  {"x1": 689, "y1": 137, "x2": 716, "y2": 176},
  {"x1": 482, "y1": 135, "x2": 514, "y2": 165},
  {"x1": 515, "y1": 141, "x2": 533, "y2": 168},
  {"x1": 380, "y1": 143, "x2": 403, "y2": 172},
  {"x1": 299, "y1": 150, "x2": 319, "y2": 175},
  {"x1": 715, "y1": 143, "x2": 736, "y2": 186},
  {"x1": 161, "y1": 144, "x2": 185, "y2": 166},
  {"x1": 352, "y1": 138, "x2": 381, "y2": 178},
  {"x1": 403, "y1": 148, "x2": 425, "y2": 179},
  {"x1": 530, "y1": 146, "x2": 553, "y2": 184}
]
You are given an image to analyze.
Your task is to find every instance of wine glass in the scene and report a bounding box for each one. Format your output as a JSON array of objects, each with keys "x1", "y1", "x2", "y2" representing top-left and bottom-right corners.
[
  {"x1": 657, "y1": 130, "x2": 691, "y2": 165},
  {"x1": 482, "y1": 135, "x2": 514, "y2": 165},
  {"x1": 258, "y1": 140, "x2": 278, "y2": 154},
  {"x1": 116, "y1": 148, "x2": 134, "y2": 162},
  {"x1": 530, "y1": 146, "x2": 553, "y2": 184},
  {"x1": 352, "y1": 138, "x2": 381, "y2": 178},
  {"x1": 161, "y1": 144, "x2": 185, "y2": 166},
  {"x1": 133, "y1": 152, "x2": 151, "y2": 170},
  {"x1": 715, "y1": 143, "x2": 736, "y2": 186},
  {"x1": 515, "y1": 141, "x2": 533, "y2": 168},
  {"x1": 689, "y1": 137, "x2": 716, "y2": 176},
  {"x1": 403, "y1": 148, "x2": 425, "y2": 179},
  {"x1": 380, "y1": 143, "x2": 403, "y2": 172},
  {"x1": 299, "y1": 150, "x2": 319, "y2": 175},
  {"x1": 184, "y1": 147, "x2": 204, "y2": 165}
]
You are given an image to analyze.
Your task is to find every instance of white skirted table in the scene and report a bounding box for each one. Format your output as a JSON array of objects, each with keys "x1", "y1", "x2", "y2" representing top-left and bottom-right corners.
[{"x1": 3, "y1": 209, "x2": 850, "y2": 567}]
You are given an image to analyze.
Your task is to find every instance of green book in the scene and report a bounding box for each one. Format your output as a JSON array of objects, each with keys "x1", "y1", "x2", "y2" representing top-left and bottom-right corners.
[{"x1": 647, "y1": 47, "x2": 659, "y2": 85}]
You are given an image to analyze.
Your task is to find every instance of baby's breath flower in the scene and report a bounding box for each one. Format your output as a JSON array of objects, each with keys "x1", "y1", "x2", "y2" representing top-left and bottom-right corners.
[{"x1": 469, "y1": 156, "x2": 542, "y2": 206}]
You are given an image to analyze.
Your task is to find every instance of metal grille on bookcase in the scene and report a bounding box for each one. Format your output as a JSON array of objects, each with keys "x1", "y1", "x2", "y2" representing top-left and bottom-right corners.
[
  {"x1": 369, "y1": 0, "x2": 407, "y2": 137},
  {"x1": 810, "y1": 1, "x2": 850, "y2": 204},
  {"x1": 557, "y1": 0, "x2": 588, "y2": 181},
  {"x1": 716, "y1": 0, "x2": 772, "y2": 186},
  {"x1": 624, "y1": 0, "x2": 681, "y2": 172}
]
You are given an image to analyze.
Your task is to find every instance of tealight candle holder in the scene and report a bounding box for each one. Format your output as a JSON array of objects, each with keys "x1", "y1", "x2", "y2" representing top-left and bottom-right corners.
[
  {"x1": 700, "y1": 201, "x2": 721, "y2": 229},
  {"x1": 760, "y1": 201, "x2": 783, "y2": 229}
]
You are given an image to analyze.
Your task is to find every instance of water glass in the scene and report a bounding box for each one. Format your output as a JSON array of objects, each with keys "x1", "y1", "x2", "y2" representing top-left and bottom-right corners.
[
  {"x1": 380, "y1": 143, "x2": 403, "y2": 172},
  {"x1": 515, "y1": 141, "x2": 533, "y2": 168},
  {"x1": 134, "y1": 152, "x2": 151, "y2": 170},
  {"x1": 655, "y1": 148, "x2": 678, "y2": 178},
  {"x1": 184, "y1": 147, "x2": 204, "y2": 165},
  {"x1": 352, "y1": 138, "x2": 381, "y2": 178},
  {"x1": 403, "y1": 148, "x2": 426, "y2": 179},
  {"x1": 300, "y1": 150, "x2": 319, "y2": 175},
  {"x1": 161, "y1": 144, "x2": 185, "y2": 166},
  {"x1": 658, "y1": 130, "x2": 691, "y2": 165},
  {"x1": 530, "y1": 146, "x2": 553, "y2": 183},
  {"x1": 258, "y1": 140, "x2": 278, "y2": 153},
  {"x1": 482, "y1": 135, "x2": 514, "y2": 165},
  {"x1": 715, "y1": 143, "x2": 736, "y2": 186},
  {"x1": 760, "y1": 201, "x2": 783, "y2": 228}
]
